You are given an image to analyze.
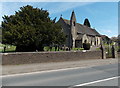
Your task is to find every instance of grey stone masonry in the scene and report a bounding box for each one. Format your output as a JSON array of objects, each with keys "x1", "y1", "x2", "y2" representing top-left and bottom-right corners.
[
  {"x1": 2, "y1": 51, "x2": 102, "y2": 65},
  {"x1": 111, "y1": 45, "x2": 118, "y2": 58},
  {"x1": 101, "y1": 45, "x2": 106, "y2": 59}
]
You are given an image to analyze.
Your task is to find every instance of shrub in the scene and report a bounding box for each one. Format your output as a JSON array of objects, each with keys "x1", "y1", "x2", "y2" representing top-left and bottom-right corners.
[{"x1": 83, "y1": 43, "x2": 91, "y2": 50}]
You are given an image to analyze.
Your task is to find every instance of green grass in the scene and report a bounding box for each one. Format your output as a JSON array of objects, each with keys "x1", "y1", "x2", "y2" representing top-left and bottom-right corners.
[
  {"x1": 72, "y1": 48, "x2": 84, "y2": 51},
  {"x1": 1, "y1": 44, "x2": 105, "y2": 52},
  {"x1": 0, "y1": 44, "x2": 16, "y2": 52},
  {"x1": 96, "y1": 48, "x2": 100, "y2": 50},
  {"x1": 44, "y1": 47, "x2": 84, "y2": 51},
  {"x1": 44, "y1": 46, "x2": 64, "y2": 51}
]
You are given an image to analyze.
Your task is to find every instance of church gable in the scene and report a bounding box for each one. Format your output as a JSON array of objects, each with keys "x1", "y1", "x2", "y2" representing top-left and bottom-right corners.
[
  {"x1": 57, "y1": 11, "x2": 101, "y2": 48},
  {"x1": 57, "y1": 17, "x2": 70, "y2": 35},
  {"x1": 60, "y1": 18, "x2": 100, "y2": 36}
]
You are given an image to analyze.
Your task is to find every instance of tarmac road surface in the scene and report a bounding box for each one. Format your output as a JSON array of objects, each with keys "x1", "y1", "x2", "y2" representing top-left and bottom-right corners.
[{"x1": 2, "y1": 63, "x2": 119, "y2": 86}]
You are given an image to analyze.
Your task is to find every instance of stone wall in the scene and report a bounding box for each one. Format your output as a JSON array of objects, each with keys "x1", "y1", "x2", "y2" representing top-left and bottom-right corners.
[
  {"x1": 118, "y1": 52, "x2": 120, "y2": 58},
  {"x1": 2, "y1": 51, "x2": 102, "y2": 65}
]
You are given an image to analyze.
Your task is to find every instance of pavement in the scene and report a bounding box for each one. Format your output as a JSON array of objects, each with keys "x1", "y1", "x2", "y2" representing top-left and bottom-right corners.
[
  {"x1": 2, "y1": 58, "x2": 118, "y2": 75},
  {"x1": 2, "y1": 63, "x2": 119, "y2": 86}
]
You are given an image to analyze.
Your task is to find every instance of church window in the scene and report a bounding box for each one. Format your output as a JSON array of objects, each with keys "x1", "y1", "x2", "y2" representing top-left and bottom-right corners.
[
  {"x1": 91, "y1": 41, "x2": 92, "y2": 45},
  {"x1": 95, "y1": 41, "x2": 96, "y2": 45},
  {"x1": 97, "y1": 39, "x2": 98, "y2": 45},
  {"x1": 84, "y1": 40, "x2": 87, "y2": 43},
  {"x1": 73, "y1": 21, "x2": 75, "y2": 26}
]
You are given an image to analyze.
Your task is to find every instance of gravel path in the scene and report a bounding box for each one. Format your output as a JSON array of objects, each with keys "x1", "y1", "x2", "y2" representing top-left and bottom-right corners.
[{"x1": 2, "y1": 58, "x2": 118, "y2": 75}]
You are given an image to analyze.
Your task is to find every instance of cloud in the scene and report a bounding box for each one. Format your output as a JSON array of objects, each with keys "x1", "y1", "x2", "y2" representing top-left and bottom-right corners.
[
  {"x1": 98, "y1": 28, "x2": 118, "y2": 37},
  {"x1": 48, "y1": 2, "x2": 94, "y2": 14},
  {"x1": 99, "y1": 28, "x2": 117, "y2": 33},
  {"x1": 0, "y1": 3, "x2": 2, "y2": 13},
  {"x1": 1, "y1": 2, "x2": 87, "y2": 16},
  {"x1": 112, "y1": 35, "x2": 118, "y2": 37},
  {"x1": 0, "y1": 3, "x2": 2, "y2": 25},
  {"x1": 104, "y1": 30, "x2": 112, "y2": 33}
]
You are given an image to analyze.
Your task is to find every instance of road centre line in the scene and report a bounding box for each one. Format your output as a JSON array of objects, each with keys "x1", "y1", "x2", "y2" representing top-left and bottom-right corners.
[{"x1": 74, "y1": 76, "x2": 120, "y2": 86}]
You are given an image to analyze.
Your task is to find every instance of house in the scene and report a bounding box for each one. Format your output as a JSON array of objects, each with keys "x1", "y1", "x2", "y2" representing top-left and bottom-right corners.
[
  {"x1": 57, "y1": 11, "x2": 101, "y2": 48},
  {"x1": 101, "y1": 35, "x2": 112, "y2": 44}
]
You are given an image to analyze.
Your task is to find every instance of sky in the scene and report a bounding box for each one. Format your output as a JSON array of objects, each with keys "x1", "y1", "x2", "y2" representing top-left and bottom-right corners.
[{"x1": 0, "y1": 2, "x2": 118, "y2": 38}]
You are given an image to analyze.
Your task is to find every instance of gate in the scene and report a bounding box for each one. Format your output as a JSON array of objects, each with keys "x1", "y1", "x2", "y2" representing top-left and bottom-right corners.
[{"x1": 104, "y1": 44, "x2": 118, "y2": 58}]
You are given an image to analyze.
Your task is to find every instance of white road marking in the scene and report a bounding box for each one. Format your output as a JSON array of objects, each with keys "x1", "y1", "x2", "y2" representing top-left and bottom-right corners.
[
  {"x1": 74, "y1": 76, "x2": 120, "y2": 86},
  {"x1": 1, "y1": 66, "x2": 89, "y2": 78}
]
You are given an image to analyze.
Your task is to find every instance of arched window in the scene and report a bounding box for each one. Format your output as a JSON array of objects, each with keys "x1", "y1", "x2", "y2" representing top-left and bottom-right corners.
[
  {"x1": 84, "y1": 40, "x2": 87, "y2": 43},
  {"x1": 97, "y1": 39, "x2": 98, "y2": 45},
  {"x1": 73, "y1": 21, "x2": 75, "y2": 26},
  {"x1": 91, "y1": 41, "x2": 92, "y2": 45},
  {"x1": 95, "y1": 41, "x2": 96, "y2": 45}
]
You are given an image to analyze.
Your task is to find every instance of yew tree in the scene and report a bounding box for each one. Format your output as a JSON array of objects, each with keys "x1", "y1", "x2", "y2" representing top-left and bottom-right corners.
[
  {"x1": 2, "y1": 5, "x2": 65, "y2": 52},
  {"x1": 84, "y1": 18, "x2": 91, "y2": 27}
]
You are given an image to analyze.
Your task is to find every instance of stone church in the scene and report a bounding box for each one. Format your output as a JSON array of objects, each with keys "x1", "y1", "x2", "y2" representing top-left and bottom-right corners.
[{"x1": 57, "y1": 11, "x2": 101, "y2": 48}]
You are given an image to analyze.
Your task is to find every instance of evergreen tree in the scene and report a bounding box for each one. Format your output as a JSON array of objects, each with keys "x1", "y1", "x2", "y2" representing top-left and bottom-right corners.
[
  {"x1": 2, "y1": 5, "x2": 65, "y2": 52},
  {"x1": 84, "y1": 18, "x2": 91, "y2": 27}
]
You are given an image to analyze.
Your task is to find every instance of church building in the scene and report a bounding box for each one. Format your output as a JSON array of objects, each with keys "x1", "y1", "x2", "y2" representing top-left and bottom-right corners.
[{"x1": 57, "y1": 11, "x2": 101, "y2": 48}]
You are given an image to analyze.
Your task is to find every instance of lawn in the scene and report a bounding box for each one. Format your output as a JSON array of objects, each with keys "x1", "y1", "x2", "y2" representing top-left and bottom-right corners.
[
  {"x1": 0, "y1": 44, "x2": 16, "y2": 52},
  {"x1": 44, "y1": 46, "x2": 64, "y2": 51},
  {"x1": 72, "y1": 48, "x2": 84, "y2": 51},
  {"x1": 44, "y1": 46, "x2": 84, "y2": 51},
  {"x1": 0, "y1": 44, "x2": 86, "y2": 52}
]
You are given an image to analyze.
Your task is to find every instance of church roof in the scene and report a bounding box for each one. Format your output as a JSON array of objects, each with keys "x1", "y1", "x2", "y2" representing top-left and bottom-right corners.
[
  {"x1": 62, "y1": 18, "x2": 70, "y2": 25},
  {"x1": 62, "y1": 18, "x2": 100, "y2": 36}
]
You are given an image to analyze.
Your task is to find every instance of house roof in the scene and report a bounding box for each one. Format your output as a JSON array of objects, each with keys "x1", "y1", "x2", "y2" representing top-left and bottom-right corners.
[
  {"x1": 101, "y1": 35, "x2": 110, "y2": 39},
  {"x1": 62, "y1": 18, "x2": 101, "y2": 36}
]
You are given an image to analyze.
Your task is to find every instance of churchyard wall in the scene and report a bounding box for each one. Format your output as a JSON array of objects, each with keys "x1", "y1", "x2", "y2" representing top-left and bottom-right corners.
[{"x1": 2, "y1": 50, "x2": 102, "y2": 65}]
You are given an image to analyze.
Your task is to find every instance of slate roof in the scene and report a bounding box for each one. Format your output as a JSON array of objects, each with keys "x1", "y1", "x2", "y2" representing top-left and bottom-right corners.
[{"x1": 62, "y1": 18, "x2": 100, "y2": 36}]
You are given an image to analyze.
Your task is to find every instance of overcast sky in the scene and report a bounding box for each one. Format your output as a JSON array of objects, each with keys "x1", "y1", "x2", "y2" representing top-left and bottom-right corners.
[{"x1": 0, "y1": 2, "x2": 118, "y2": 37}]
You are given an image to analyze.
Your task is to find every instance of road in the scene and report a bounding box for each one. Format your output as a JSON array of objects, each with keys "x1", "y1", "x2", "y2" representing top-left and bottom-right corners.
[{"x1": 2, "y1": 63, "x2": 119, "y2": 87}]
